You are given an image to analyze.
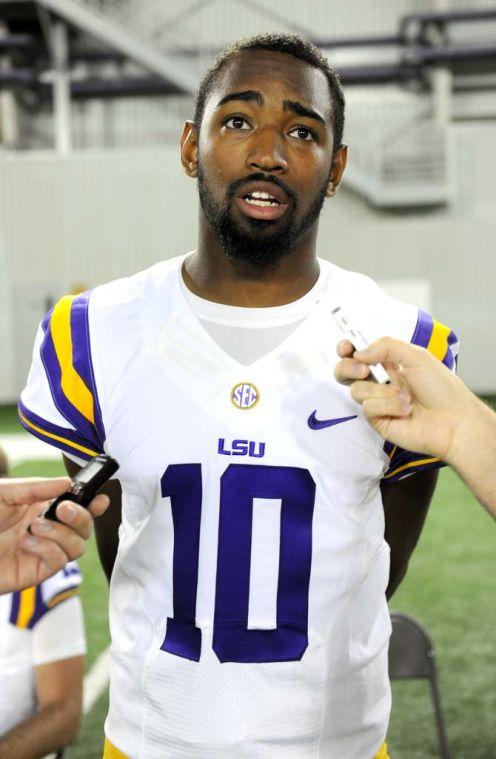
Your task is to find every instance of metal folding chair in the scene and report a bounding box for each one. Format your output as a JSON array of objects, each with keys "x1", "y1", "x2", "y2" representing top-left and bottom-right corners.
[{"x1": 388, "y1": 612, "x2": 452, "y2": 759}]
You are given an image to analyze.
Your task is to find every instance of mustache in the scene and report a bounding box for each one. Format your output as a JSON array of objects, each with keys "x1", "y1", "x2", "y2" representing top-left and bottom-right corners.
[{"x1": 226, "y1": 173, "x2": 297, "y2": 206}]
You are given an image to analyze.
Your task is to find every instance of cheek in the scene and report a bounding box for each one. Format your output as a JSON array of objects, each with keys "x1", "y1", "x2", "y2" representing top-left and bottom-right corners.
[
  {"x1": 297, "y1": 150, "x2": 331, "y2": 192},
  {"x1": 296, "y1": 166, "x2": 327, "y2": 200},
  {"x1": 200, "y1": 145, "x2": 232, "y2": 187}
]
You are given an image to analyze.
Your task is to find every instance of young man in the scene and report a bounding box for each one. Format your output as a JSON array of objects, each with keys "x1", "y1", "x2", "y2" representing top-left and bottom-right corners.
[
  {"x1": 19, "y1": 34, "x2": 458, "y2": 759},
  {"x1": 0, "y1": 449, "x2": 86, "y2": 759}
]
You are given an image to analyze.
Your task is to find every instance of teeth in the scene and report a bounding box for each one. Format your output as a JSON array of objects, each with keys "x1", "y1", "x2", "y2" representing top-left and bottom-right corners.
[
  {"x1": 251, "y1": 191, "x2": 276, "y2": 200},
  {"x1": 245, "y1": 197, "x2": 279, "y2": 207}
]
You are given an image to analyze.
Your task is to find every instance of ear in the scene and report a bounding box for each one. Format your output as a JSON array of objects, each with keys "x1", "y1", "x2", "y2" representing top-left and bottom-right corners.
[
  {"x1": 180, "y1": 120, "x2": 199, "y2": 178},
  {"x1": 326, "y1": 144, "x2": 348, "y2": 197}
]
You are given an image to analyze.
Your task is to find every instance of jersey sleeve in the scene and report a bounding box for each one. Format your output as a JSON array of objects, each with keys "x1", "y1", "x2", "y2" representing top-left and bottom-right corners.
[
  {"x1": 382, "y1": 309, "x2": 459, "y2": 482},
  {"x1": 18, "y1": 292, "x2": 105, "y2": 461},
  {"x1": 32, "y1": 596, "x2": 86, "y2": 666},
  {"x1": 8, "y1": 562, "x2": 82, "y2": 631}
]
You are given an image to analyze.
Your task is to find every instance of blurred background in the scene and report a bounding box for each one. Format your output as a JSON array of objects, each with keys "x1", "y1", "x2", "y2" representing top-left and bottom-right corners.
[{"x1": 0, "y1": 2, "x2": 495, "y2": 758}]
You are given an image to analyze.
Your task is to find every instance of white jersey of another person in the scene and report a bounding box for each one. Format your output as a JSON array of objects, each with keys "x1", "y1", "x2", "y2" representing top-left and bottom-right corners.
[
  {"x1": 19, "y1": 255, "x2": 458, "y2": 759},
  {"x1": 0, "y1": 562, "x2": 85, "y2": 736}
]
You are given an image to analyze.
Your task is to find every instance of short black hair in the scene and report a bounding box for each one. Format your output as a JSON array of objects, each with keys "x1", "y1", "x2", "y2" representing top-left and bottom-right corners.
[{"x1": 194, "y1": 32, "x2": 345, "y2": 151}]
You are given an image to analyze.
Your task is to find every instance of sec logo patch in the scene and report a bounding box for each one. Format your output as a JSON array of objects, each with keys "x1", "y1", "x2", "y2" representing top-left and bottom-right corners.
[{"x1": 231, "y1": 382, "x2": 259, "y2": 410}]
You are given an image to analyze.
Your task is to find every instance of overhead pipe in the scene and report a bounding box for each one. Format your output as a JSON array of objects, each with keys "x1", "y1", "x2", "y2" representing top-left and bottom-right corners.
[
  {"x1": 0, "y1": 34, "x2": 38, "y2": 52},
  {"x1": 0, "y1": 68, "x2": 38, "y2": 85}
]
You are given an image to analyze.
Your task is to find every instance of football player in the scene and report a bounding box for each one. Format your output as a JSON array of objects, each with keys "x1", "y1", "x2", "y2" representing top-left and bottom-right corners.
[
  {"x1": 19, "y1": 34, "x2": 458, "y2": 759},
  {"x1": 0, "y1": 562, "x2": 86, "y2": 758}
]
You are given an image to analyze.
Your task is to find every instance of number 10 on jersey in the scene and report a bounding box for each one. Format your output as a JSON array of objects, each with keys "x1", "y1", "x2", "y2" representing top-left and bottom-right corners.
[{"x1": 160, "y1": 463, "x2": 316, "y2": 664}]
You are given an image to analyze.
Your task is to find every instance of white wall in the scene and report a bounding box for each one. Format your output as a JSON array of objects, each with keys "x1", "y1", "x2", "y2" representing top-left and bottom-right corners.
[
  {"x1": 0, "y1": 196, "x2": 15, "y2": 403},
  {"x1": 0, "y1": 120, "x2": 495, "y2": 399},
  {"x1": 0, "y1": 148, "x2": 197, "y2": 395}
]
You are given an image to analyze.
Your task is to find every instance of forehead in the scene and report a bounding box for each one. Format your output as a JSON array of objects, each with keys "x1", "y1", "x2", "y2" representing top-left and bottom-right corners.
[{"x1": 207, "y1": 49, "x2": 333, "y2": 123}]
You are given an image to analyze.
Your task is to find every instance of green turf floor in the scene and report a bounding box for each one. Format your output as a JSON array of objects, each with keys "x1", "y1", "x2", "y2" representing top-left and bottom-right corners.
[{"x1": 0, "y1": 404, "x2": 25, "y2": 433}]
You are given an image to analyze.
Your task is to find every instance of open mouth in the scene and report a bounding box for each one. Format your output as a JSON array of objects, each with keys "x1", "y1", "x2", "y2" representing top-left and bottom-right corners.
[
  {"x1": 242, "y1": 190, "x2": 281, "y2": 208},
  {"x1": 235, "y1": 181, "x2": 290, "y2": 221}
]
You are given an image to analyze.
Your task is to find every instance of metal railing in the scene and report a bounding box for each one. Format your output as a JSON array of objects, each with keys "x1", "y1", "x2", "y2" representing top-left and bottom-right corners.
[{"x1": 5, "y1": 1, "x2": 480, "y2": 206}]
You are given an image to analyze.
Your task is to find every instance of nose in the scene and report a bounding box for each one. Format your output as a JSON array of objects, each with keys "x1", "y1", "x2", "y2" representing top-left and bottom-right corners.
[{"x1": 247, "y1": 126, "x2": 288, "y2": 174}]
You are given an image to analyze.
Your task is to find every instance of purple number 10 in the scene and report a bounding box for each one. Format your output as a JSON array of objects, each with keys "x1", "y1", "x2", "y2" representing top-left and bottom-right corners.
[{"x1": 160, "y1": 463, "x2": 316, "y2": 664}]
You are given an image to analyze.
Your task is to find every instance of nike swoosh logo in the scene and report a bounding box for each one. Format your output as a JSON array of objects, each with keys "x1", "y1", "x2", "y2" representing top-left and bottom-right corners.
[{"x1": 307, "y1": 411, "x2": 358, "y2": 430}]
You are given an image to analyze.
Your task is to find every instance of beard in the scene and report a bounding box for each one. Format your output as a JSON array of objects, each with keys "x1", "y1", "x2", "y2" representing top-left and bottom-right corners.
[{"x1": 197, "y1": 167, "x2": 329, "y2": 267}]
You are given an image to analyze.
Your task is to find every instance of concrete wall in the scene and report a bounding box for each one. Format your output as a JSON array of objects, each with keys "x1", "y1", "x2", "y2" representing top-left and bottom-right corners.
[
  {"x1": 0, "y1": 148, "x2": 196, "y2": 398},
  {"x1": 0, "y1": 200, "x2": 15, "y2": 402},
  {"x1": 0, "y1": 119, "x2": 495, "y2": 399}
]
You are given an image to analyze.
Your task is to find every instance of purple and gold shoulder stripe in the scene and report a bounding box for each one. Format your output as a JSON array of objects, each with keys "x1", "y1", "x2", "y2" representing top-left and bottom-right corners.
[
  {"x1": 9, "y1": 583, "x2": 80, "y2": 630},
  {"x1": 383, "y1": 311, "x2": 459, "y2": 481},
  {"x1": 411, "y1": 310, "x2": 459, "y2": 370},
  {"x1": 382, "y1": 440, "x2": 441, "y2": 482},
  {"x1": 18, "y1": 292, "x2": 105, "y2": 460}
]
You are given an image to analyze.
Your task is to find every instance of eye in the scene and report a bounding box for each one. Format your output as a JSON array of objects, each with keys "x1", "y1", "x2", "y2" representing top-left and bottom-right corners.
[
  {"x1": 289, "y1": 126, "x2": 315, "y2": 141},
  {"x1": 224, "y1": 116, "x2": 250, "y2": 130}
]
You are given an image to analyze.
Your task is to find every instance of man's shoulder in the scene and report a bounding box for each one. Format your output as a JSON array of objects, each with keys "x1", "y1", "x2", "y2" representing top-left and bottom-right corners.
[
  {"x1": 322, "y1": 260, "x2": 458, "y2": 363},
  {"x1": 39, "y1": 561, "x2": 82, "y2": 611},
  {"x1": 3, "y1": 563, "x2": 82, "y2": 632},
  {"x1": 321, "y1": 260, "x2": 419, "y2": 342},
  {"x1": 91, "y1": 254, "x2": 185, "y2": 313}
]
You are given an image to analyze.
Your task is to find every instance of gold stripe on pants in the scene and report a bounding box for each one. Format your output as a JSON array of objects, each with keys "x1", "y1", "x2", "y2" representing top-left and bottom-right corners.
[{"x1": 103, "y1": 737, "x2": 391, "y2": 758}]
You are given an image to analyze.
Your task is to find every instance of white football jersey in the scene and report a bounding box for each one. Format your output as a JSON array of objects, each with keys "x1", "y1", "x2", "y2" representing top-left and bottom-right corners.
[
  {"x1": 19, "y1": 256, "x2": 458, "y2": 759},
  {"x1": 0, "y1": 563, "x2": 85, "y2": 736}
]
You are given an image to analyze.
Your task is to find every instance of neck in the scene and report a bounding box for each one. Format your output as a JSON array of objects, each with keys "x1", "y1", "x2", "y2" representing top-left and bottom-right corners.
[{"x1": 182, "y1": 213, "x2": 320, "y2": 307}]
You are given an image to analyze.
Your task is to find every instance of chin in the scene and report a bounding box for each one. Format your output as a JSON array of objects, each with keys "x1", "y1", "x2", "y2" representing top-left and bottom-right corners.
[{"x1": 223, "y1": 234, "x2": 294, "y2": 266}]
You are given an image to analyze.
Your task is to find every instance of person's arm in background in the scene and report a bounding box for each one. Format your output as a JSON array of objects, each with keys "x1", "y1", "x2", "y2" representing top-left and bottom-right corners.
[
  {"x1": 0, "y1": 478, "x2": 109, "y2": 594},
  {"x1": 0, "y1": 655, "x2": 84, "y2": 759},
  {"x1": 64, "y1": 456, "x2": 122, "y2": 582},
  {"x1": 335, "y1": 337, "x2": 496, "y2": 517}
]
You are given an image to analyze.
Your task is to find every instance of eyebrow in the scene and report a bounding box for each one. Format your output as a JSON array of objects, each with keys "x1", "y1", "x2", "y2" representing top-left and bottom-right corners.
[
  {"x1": 216, "y1": 90, "x2": 263, "y2": 108},
  {"x1": 215, "y1": 91, "x2": 327, "y2": 128},
  {"x1": 283, "y1": 100, "x2": 326, "y2": 127}
]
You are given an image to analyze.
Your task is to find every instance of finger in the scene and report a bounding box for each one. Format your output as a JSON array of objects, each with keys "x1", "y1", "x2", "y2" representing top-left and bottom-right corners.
[
  {"x1": 334, "y1": 358, "x2": 370, "y2": 385},
  {"x1": 0, "y1": 477, "x2": 71, "y2": 507},
  {"x1": 336, "y1": 339, "x2": 355, "y2": 358},
  {"x1": 56, "y1": 494, "x2": 109, "y2": 526},
  {"x1": 55, "y1": 500, "x2": 96, "y2": 540},
  {"x1": 361, "y1": 395, "x2": 412, "y2": 420},
  {"x1": 87, "y1": 494, "x2": 110, "y2": 519},
  {"x1": 20, "y1": 533, "x2": 70, "y2": 577},
  {"x1": 29, "y1": 516, "x2": 87, "y2": 560},
  {"x1": 350, "y1": 380, "x2": 411, "y2": 408}
]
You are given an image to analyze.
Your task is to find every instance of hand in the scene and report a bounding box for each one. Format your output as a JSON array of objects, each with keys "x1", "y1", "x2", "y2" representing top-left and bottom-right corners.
[
  {"x1": 0, "y1": 477, "x2": 109, "y2": 594},
  {"x1": 334, "y1": 337, "x2": 478, "y2": 462}
]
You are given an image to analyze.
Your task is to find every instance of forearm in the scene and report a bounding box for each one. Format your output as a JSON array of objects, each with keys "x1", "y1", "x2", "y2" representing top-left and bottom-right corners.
[
  {"x1": 0, "y1": 700, "x2": 80, "y2": 759},
  {"x1": 382, "y1": 469, "x2": 438, "y2": 599},
  {"x1": 448, "y1": 398, "x2": 496, "y2": 517},
  {"x1": 63, "y1": 455, "x2": 121, "y2": 582}
]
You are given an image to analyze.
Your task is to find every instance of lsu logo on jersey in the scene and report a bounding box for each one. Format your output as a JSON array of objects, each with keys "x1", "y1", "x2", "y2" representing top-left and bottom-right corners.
[
  {"x1": 218, "y1": 438, "x2": 265, "y2": 458},
  {"x1": 231, "y1": 382, "x2": 259, "y2": 409}
]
